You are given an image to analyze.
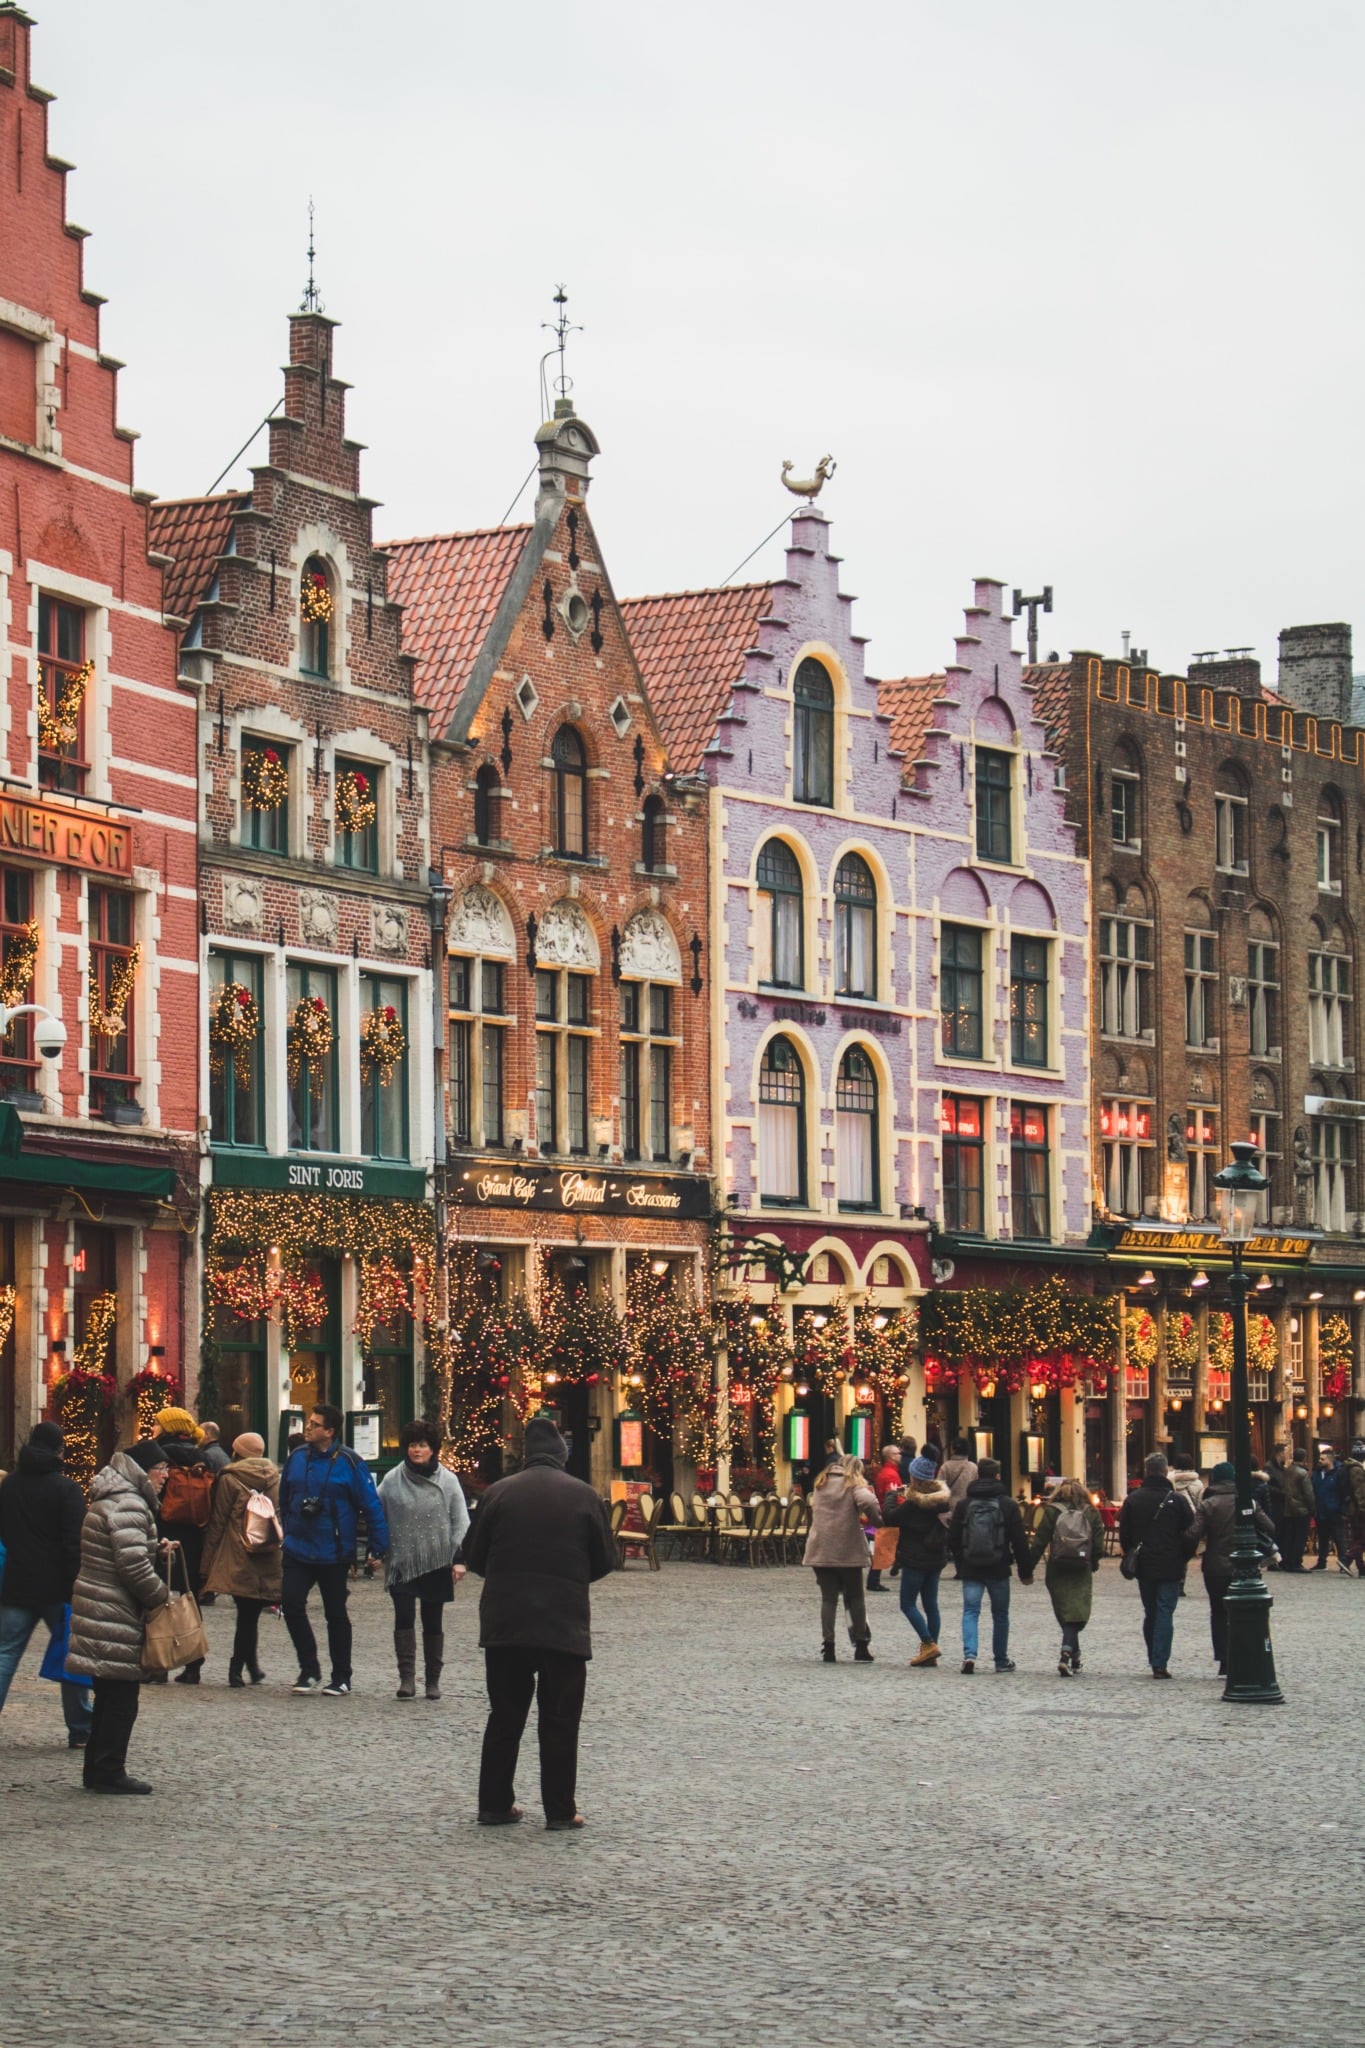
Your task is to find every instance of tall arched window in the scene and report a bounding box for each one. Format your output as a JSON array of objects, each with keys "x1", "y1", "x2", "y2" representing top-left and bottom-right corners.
[
  {"x1": 641, "y1": 793, "x2": 667, "y2": 872},
  {"x1": 836, "y1": 1045, "x2": 878, "y2": 1210},
  {"x1": 553, "y1": 726, "x2": 588, "y2": 857},
  {"x1": 834, "y1": 853, "x2": 877, "y2": 998},
  {"x1": 474, "y1": 763, "x2": 500, "y2": 847},
  {"x1": 756, "y1": 839, "x2": 803, "y2": 988},
  {"x1": 759, "y1": 1035, "x2": 805, "y2": 1206},
  {"x1": 300, "y1": 556, "x2": 334, "y2": 677},
  {"x1": 793, "y1": 657, "x2": 834, "y2": 807}
]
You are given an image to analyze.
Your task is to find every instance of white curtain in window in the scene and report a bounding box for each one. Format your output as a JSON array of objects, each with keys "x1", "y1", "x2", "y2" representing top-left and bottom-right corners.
[
  {"x1": 773, "y1": 892, "x2": 801, "y2": 985},
  {"x1": 838, "y1": 1111, "x2": 873, "y2": 1206},
  {"x1": 842, "y1": 905, "x2": 874, "y2": 996},
  {"x1": 760, "y1": 1102, "x2": 801, "y2": 1200}
]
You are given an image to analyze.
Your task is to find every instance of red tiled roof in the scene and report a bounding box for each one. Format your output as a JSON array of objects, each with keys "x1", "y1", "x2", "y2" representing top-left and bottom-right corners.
[
  {"x1": 877, "y1": 674, "x2": 944, "y2": 774},
  {"x1": 383, "y1": 526, "x2": 531, "y2": 733},
  {"x1": 1024, "y1": 661, "x2": 1073, "y2": 752},
  {"x1": 620, "y1": 583, "x2": 773, "y2": 775},
  {"x1": 147, "y1": 492, "x2": 249, "y2": 622}
]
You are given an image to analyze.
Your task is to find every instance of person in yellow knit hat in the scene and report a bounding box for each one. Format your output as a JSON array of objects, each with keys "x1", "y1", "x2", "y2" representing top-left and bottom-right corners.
[{"x1": 150, "y1": 1409, "x2": 213, "y2": 1684}]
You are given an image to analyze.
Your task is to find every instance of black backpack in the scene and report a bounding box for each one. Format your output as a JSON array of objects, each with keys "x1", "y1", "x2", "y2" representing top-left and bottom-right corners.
[{"x1": 961, "y1": 1495, "x2": 1006, "y2": 1571}]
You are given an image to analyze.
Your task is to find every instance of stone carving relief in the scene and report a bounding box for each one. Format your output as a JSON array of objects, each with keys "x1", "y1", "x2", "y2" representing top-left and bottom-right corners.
[
  {"x1": 536, "y1": 899, "x2": 599, "y2": 969},
  {"x1": 619, "y1": 907, "x2": 681, "y2": 984},
  {"x1": 449, "y1": 884, "x2": 513, "y2": 958},
  {"x1": 372, "y1": 903, "x2": 409, "y2": 955},
  {"x1": 221, "y1": 874, "x2": 263, "y2": 934},
  {"x1": 299, "y1": 890, "x2": 339, "y2": 947}
]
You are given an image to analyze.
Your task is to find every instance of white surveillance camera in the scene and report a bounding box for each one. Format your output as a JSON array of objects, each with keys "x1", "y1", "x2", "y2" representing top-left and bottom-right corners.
[{"x1": 35, "y1": 1016, "x2": 66, "y2": 1061}]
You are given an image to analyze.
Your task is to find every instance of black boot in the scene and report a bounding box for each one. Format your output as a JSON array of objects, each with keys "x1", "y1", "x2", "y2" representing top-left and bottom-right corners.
[
  {"x1": 228, "y1": 1658, "x2": 245, "y2": 1689},
  {"x1": 854, "y1": 1641, "x2": 874, "y2": 1663},
  {"x1": 394, "y1": 1627, "x2": 417, "y2": 1699},
  {"x1": 423, "y1": 1630, "x2": 444, "y2": 1701},
  {"x1": 821, "y1": 1640, "x2": 836, "y2": 1662}
]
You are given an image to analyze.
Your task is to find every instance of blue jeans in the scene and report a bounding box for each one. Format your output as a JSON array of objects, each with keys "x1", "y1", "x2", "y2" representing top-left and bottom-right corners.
[
  {"x1": 1139, "y1": 1577, "x2": 1181, "y2": 1671},
  {"x1": 961, "y1": 1577, "x2": 1011, "y2": 1664},
  {"x1": 898, "y1": 1567, "x2": 943, "y2": 1645},
  {"x1": 0, "y1": 1602, "x2": 93, "y2": 1737}
]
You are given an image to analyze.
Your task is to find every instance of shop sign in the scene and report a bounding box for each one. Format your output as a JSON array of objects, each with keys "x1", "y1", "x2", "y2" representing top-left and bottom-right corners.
[
  {"x1": 837, "y1": 1007, "x2": 901, "y2": 1036},
  {"x1": 1111, "y1": 1227, "x2": 1311, "y2": 1262},
  {"x1": 0, "y1": 793, "x2": 133, "y2": 877},
  {"x1": 458, "y1": 1162, "x2": 710, "y2": 1220},
  {"x1": 211, "y1": 1151, "x2": 428, "y2": 1200}
]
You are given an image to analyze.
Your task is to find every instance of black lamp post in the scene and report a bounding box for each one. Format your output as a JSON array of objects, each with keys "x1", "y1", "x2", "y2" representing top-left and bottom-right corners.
[{"x1": 1212, "y1": 1141, "x2": 1284, "y2": 1706}]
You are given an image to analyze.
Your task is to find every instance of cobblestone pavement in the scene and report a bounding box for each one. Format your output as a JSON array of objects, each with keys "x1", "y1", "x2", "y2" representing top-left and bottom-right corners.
[{"x1": 0, "y1": 1555, "x2": 1358, "y2": 2047}]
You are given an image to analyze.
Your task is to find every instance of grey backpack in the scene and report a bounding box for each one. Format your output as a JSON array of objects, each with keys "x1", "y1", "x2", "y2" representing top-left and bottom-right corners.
[{"x1": 1050, "y1": 1505, "x2": 1092, "y2": 1569}]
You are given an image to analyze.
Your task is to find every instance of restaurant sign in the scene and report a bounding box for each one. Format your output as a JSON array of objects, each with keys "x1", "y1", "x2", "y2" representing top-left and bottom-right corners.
[
  {"x1": 458, "y1": 1163, "x2": 711, "y2": 1219},
  {"x1": 211, "y1": 1151, "x2": 428, "y2": 1201},
  {"x1": 0, "y1": 793, "x2": 133, "y2": 877},
  {"x1": 1111, "y1": 1227, "x2": 1311, "y2": 1263}
]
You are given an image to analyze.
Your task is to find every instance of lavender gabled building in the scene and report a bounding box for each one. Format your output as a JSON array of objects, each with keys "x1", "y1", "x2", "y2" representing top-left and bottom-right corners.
[{"x1": 628, "y1": 513, "x2": 1098, "y2": 1491}]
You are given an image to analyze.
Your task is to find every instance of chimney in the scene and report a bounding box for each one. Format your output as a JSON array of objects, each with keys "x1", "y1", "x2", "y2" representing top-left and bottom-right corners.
[
  {"x1": 1277, "y1": 622, "x2": 1352, "y2": 723},
  {"x1": 1189, "y1": 651, "x2": 1262, "y2": 698},
  {"x1": 534, "y1": 398, "x2": 599, "y2": 517}
]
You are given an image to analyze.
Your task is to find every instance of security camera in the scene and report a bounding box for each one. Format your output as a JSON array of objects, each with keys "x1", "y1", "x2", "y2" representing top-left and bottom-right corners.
[{"x1": 35, "y1": 1016, "x2": 66, "y2": 1061}]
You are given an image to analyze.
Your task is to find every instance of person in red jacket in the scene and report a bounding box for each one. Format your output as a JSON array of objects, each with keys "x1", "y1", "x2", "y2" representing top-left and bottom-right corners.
[{"x1": 866, "y1": 1444, "x2": 904, "y2": 1593}]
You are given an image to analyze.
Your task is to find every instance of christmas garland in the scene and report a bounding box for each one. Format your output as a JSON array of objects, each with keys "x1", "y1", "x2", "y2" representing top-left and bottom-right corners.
[
  {"x1": 361, "y1": 1005, "x2": 405, "y2": 1086},
  {"x1": 536, "y1": 1274, "x2": 623, "y2": 1389},
  {"x1": 287, "y1": 993, "x2": 333, "y2": 1083},
  {"x1": 441, "y1": 1243, "x2": 539, "y2": 1466},
  {"x1": 209, "y1": 979, "x2": 260, "y2": 1084},
  {"x1": 207, "y1": 1256, "x2": 276, "y2": 1325},
  {"x1": 241, "y1": 746, "x2": 289, "y2": 812},
  {"x1": 38, "y1": 658, "x2": 93, "y2": 751},
  {"x1": 0, "y1": 1283, "x2": 14, "y2": 1352},
  {"x1": 1125, "y1": 1307, "x2": 1159, "y2": 1381},
  {"x1": 274, "y1": 1267, "x2": 329, "y2": 1346},
  {"x1": 1207, "y1": 1311, "x2": 1279, "y2": 1380},
  {"x1": 335, "y1": 768, "x2": 376, "y2": 834},
  {"x1": 127, "y1": 1367, "x2": 184, "y2": 1442},
  {"x1": 1164, "y1": 1311, "x2": 1198, "y2": 1380},
  {"x1": 301, "y1": 570, "x2": 334, "y2": 625},
  {"x1": 51, "y1": 1364, "x2": 115, "y2": 1490},
  {"x1": 90, "y1": 944, "x2": 139, "y2": 1043},
  {"x1": 353, "y1": 1254, "x2": 416, "y2": 1349},
  {"x1": 718, "y1": 1290, "x2": 791, "y2": 1472},
  {"x1": 0, "y1": 919, "x2": 39, "y2": 1010},
  {"x1": 1319, "y1": 1312, "x2": 1354, "y2": 1405},
  {"x1": 793, "y1": 1302, "x2": 855, "y2": 1397},
  {"x1": 623, "y1": 1264, "x2": 711, "y2": 1444},
  {"x1": 209, "y1": 1189, "x2": 434, "y2": 1264},
  {"x1": 852, "y1": 1302, "x2": 918, "y2": 1402},
  {"x1": 919, "y1": 1275, "x2": 1118, "y2": 1392},
  {"x1": 72, "y1": 1292, "x2": 118, "y2": 1376}
]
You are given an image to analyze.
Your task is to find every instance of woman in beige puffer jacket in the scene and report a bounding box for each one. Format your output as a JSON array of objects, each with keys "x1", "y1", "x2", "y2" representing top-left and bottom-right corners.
[
  {"x1": 803, "y1": 1455, "x2": 881, "y2": 1663},
  {"x1": 67, "y1": 1446, "x2": 170, "y2": 1794}
]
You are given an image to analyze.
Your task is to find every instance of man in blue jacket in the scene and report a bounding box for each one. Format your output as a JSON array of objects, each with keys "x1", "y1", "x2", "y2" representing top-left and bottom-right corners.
[{"x1": 279, "y1": 1404, "x2": 388, "y2": 1697}]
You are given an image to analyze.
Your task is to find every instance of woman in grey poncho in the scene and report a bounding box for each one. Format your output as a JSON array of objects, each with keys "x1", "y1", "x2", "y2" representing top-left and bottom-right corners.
[{"x1": 376, "y1": 1422, "x2": 470, "y2": 1701}]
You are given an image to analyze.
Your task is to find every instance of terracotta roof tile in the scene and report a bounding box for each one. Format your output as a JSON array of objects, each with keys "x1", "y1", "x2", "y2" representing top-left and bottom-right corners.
[
  {"x1": 147, "y1": 492, "x2": 249, "y2": 622},
  {"x1": 877, "y1": 673, "x2": 945, "y2": 777},
  {"x1": 1023, "y1": 661, "x2": 1074, "y2": 752},
  {"x1": 382, "y1": 526, "x2": 531, "y2": 734},
  {"x1": 620, "y1": 583, "x2": 773, "y2": 775}
]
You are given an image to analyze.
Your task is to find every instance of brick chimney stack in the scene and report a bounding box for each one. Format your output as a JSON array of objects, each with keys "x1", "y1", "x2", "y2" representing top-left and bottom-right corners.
[
  {"x1": 1276, "y1": 622, "x2": 1353, "y2": 723},
  {"x1": 1189, "y1": 653, "x2": 1262, "y2": 698}
]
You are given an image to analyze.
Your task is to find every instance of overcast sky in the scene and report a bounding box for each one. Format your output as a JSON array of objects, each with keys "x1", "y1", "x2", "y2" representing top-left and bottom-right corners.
[{"x1": 45, "y1": 0, "x2": 1365, "y2": 683}]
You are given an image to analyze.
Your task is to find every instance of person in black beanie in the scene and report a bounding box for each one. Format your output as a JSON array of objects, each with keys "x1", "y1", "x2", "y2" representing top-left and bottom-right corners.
[
  {"x1": 0, "y1": 1422, "x2": 92, "y2": 1748},
  {"x1": 464, "y1": 1415, "x2": 615, "y2": 1831}
]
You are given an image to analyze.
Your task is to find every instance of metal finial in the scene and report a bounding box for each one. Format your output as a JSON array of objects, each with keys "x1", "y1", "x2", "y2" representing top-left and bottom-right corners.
[
  {"x1": 300, "y1": 199, "x2": 323, "y2": 314},
  {"x1": 540, "y1": 284, "x2": 582, "y2": 412}
]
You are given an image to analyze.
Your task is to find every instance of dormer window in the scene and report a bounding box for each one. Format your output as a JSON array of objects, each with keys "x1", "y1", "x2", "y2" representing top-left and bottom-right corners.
[
  {"x1": 793, "y1": 658, "x2": 834, "y2": 807},
  {"x1": 300, "y1": 557, "x2": 334, "y2": 677}
]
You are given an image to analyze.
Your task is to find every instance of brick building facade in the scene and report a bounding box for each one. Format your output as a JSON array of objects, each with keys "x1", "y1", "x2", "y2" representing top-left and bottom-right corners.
[
  {"x1": 1034, "y1": 629, "x2": 1365, "y2": 1476},
  {"x1": 0, "y1": 6, "x2": 198, "y2": 1474},
  {"x1": 385, "y1": 400, "x2": 712, "y2": 1492},
  {"x1": 150, "y1": 310, "x2": 435, "y2": 1462}
]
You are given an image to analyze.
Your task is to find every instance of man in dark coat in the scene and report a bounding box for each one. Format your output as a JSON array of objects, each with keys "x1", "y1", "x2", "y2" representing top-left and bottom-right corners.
[
  {"x1": 946, "y1": 1458, "x2": 1033, "y2": 1674},
  {"x1": 465, "y1": 1415, "x2": 615, "y2": 1830},
  {"x1": 0, "y1": 1422, "x2": 91, "y2": 1747},
  {"x1": 1118, "y1": 1451, "x2": 1195, "y2": 1677}
]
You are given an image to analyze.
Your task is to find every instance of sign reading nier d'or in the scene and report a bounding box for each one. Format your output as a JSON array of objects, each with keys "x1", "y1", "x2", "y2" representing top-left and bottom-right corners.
[
  {"x1": 0, "y1": 794, "x2": 133, "y2": 877},
  {"x1": 461, "y1": 1164, "x2": 711, "y2": 1220}
]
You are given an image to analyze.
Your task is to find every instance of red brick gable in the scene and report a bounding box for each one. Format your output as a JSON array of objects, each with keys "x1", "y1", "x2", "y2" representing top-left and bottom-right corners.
[
  {"x1": 148, "y1": 492, "x2": 249, "y2": 622},
  {"x1": 620, "y1": 583, "x2": 773, "y2": 776},
  {"x1": 382, "y1": 526, "x2": 531, "y2": 734}
]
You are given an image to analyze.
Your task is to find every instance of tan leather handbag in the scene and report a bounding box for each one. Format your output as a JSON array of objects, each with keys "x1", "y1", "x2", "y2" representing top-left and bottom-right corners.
[{"x1": 142, "y1": 1543, "x2": 209, "y2": 1672}]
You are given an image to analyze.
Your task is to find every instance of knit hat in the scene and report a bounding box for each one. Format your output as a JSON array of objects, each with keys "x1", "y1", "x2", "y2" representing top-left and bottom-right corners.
[
  {"x1": 232, "y1": 1432, "x2": 266, "y2": 1458},
  {"x1": 524, "y1": 1415, "x2": 569, "y2": 1466},
  {"x1": 154, "y1": 1406, "x2": 203, "y2": 1442},
  {"x1": 125, "y1": 1439, "x2": 169, "y2": 1471},
  {"x1": 28, "y1": 1421, "x2": 63, "y2": 1453},
  {"x1": 908, "y1": 1455, "x2": 938, "y2": 1482},
  {"x1": 1210, "y1": 1461, "x2": 1235, "y2": 1483}
]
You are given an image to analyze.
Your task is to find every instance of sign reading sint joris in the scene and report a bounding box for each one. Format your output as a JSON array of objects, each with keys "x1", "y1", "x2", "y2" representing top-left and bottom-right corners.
[{"x1": 460, "y1": 1164, "x2": 710, "y2": 1219}]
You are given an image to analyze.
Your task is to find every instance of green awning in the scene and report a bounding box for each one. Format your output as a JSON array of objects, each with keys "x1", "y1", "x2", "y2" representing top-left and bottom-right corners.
[
  {"x1": 0, "y1": 1105, "x2": 23, "y2": 1158},
  {"x1": 0, "y1": 1148, "x2": 176, "y2": 1200}
]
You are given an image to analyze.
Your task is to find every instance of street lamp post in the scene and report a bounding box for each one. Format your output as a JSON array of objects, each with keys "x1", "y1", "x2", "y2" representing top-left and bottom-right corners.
[{"x1": 1212, "y1": 1141, "x2": 1284, "y2": 1706}]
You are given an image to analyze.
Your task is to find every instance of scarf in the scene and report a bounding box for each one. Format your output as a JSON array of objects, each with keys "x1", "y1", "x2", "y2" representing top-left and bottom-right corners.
[{"x1": 381, "y1": 1459, "x2": 465, "y2": 1587}]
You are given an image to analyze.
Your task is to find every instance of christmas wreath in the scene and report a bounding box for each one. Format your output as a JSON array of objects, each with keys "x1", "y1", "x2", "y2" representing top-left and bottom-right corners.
[
  {"x1": 1319, "y1": 1312, "x2": 1354, "y2": 1405},
  {"x1": 300, "y1": 570, "x2": 334, "y2": 625},
  {"x1": 1164, "y1": 1310, "x2": 1199, "y2": 1380},
  {"x1": 209, "y1": 979, "x2": 260, "y2": 1083},
  {"x1": 0, "y1": 919, "x2": 39, "y2": 1011},
  {"x1": 335, "y1": 768, "x2": 377, "y2": 835},
  {"x1": 90, "y1": 945, "x2": 140, "y2": 1043},
  {"x1": 287, "y1": 993, "x2": 333, "y2": 1082},
  {"x1": 38, "y1": 659, "x2": 93, "y2": 752},
  {"x1": 241, "y1": 746, "x2": 289, "y2": 812},
  {"x1": 207, "y1": 1256, "x2": 276, "y2": 1325},
  {"x1": 361, "y1": 1004, "x2": 405, "y2": 1086}
]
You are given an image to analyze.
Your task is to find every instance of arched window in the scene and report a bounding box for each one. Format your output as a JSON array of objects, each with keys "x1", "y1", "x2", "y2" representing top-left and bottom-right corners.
[
  {"x1": 300, "y1": 556, "x2": 334, "y2": 677},
  {"x1": 641, "y1": 793, "x2": 667, "y2": 872},
  {"x1": 1111, "y1": 741, "x2": 1142, "y2": 848},
  {"x1": 553, "y1": 726, "x2": 588, "y2": 857},
  {"x1": 793, "y1": 657, "x2": 834, "y2": 807},
  {"x1": 756, "y1": 839, "x2": 803, "y2": 988},
  {"x1": 836, "y1": 1045, "x2": 878, "y2": 1210},
  {"x1": 759, "y1": 1036, "x2": 805, "y2": 1206},
  {"x1": 834, "y1": 853, "x2": 877, "y2": 998},
  {"x1": 474, "y1": 764, "x2": 500, "y2": 847}
]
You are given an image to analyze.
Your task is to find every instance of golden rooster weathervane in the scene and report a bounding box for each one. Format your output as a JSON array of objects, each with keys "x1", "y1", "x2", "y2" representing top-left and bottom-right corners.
[{"x1": 780, "y1": 454, "x2": 836, "y2": 501}]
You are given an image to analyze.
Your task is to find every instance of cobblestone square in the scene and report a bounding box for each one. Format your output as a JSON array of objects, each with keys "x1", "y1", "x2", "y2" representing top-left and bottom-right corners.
[{"x1": 0, "y1": 1557, "x2": 1357, "y2": 2048}]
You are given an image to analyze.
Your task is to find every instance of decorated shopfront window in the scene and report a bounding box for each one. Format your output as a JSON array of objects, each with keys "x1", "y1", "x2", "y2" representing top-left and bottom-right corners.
[
  {"x1": 300, "y1": 557, "x2": 334, "y2": 678},
  {"x1": 836, "y1": 1045, "x2": 878, "y2": 1211},
  {"x1": 1100, "y1": 1096, "x2": 1153, "y2": 1218},
  {"x1": 535, "y1": 968, "x2": 593, "y2": 1155},
  {"x1": 793, "y1": 658, "x2": 834, "y2": 808},
  {"x1": 1185, "y1": 1108, "x2": 1220, "y2": 1223},
  {"x1": 756, "y1": 839, "x2": 803, "y2": 989},
  {"x1": 834, "y1": 854, "x2": 876, "y2": 999},
  {"x1": 1009, "y1": 936, "x2": 1049, "y2": 1067},
  {"x1": 88, "y1": 884, "x2": 139, "y2": 1119},
  {"x1": 38, "y1": 593, "x2": 90, "y2": 794},
  {"x1": 0, "y1": 866, "x2": 39, "y2": 1101},
  {"x1": 208, "y1": 950, "x2": 264, "y2": 1148},
  {"x1": 334, "y1": 757, "x2": 379, "y2": 873},
  {"x1": 553, "y1": 725, "x2": 589, "y2": 857},
  {"x1": 942, "y1": 1094, "x2": 984, "y2": 1235},
  {"x1": 360, "y1": 973, "x2": 409, "y2": 1161},
  {"x1": 1009, "y1": 1102, "x2": 1051, "y2": 1240},
  {"x1": 620, "y1": 980, "x2": 676, "y2": 1162},
  {"x1": 287, "y1": 963, "x2": 337, "y2": 1153},
  {"x1": 941, "y1": 924, "x2": 984, "y2": 1059},
  {"x1": 759, "y1": 1035, "x2": 805, "y2": 1206},
  {"x1": 240, "y1": 737, "x2": 292, "y2": 854}
]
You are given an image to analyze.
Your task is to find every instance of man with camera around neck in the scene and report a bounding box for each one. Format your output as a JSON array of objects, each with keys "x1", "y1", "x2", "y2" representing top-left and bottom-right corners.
[{"x1": 279, "y1": 1405, "x2": 388, "y2": 1698}]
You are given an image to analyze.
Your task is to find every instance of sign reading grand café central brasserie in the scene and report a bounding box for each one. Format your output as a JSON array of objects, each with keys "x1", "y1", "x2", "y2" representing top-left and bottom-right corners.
[{"x1": 459, "y1": 1163, "x2": 711, "y2": 1220}]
